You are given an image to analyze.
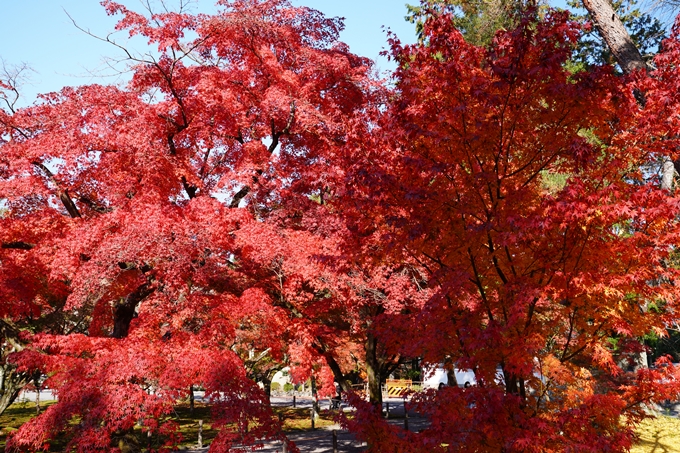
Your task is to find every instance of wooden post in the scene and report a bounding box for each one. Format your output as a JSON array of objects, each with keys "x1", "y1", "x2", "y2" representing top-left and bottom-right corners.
[
  {"x1": 332, "y1": 429, "x2": 338, "y2": 453},
  {"x1": 198, "y1": 420, "x2": 203, "y2": 448},
  {"x1": 311, "y1": 376, "x2": 320, "y2": 414},
  {"x1": 282, "y1": 440, "x2": 288, "y2": 453},
  {"x1": 35, "y1": 384, "x2": 40, "y2": 415},
  {"x1": 293, "y1": 395, "x2": 296, "y2": 408},
  {"x1": 404, "y1": 402, "x2": 409, "y2": 431},
  {"x1": 310, "y1": 407, "x2": 315, "y2": 430}
]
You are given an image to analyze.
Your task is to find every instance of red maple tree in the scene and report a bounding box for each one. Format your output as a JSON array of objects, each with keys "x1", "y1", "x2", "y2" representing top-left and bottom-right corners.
[
  {"x1": 341, "y1": 8, "x2": 680, "y2": 453},
  {"x1": 3, "y1": 1, "x2": 680, "y2": 452},
  {"x1": 0, "y1": 0, "x2": 376, "y2": 450}
]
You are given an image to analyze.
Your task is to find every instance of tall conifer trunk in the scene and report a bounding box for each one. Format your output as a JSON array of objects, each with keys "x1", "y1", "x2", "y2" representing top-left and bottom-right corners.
[
  {"x1": 581, "y1": 0, "x2": 648, "y2": 74},
  {"x1": 365, "y1": 332, "x2": 382, "y2": 407},
  {"x1": 583, "y1": 0, "x2": 670, "y2": 371}
]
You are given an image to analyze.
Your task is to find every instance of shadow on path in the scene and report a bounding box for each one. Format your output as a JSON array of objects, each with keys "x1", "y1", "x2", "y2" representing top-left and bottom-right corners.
[{"x1": 177, "y1": 398, "x2": 429, "y2": 453}]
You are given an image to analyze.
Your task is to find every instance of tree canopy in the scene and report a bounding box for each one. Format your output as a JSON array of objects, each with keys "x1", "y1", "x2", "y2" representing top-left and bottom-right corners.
[{"x1": 2, "y1": 0, "x2": 680, "y2": 452}]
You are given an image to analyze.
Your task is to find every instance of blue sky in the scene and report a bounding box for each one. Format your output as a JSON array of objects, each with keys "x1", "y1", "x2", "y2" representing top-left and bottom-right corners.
[{"x1": 0, "y1": 0, "x2": 420, "y2": 106}]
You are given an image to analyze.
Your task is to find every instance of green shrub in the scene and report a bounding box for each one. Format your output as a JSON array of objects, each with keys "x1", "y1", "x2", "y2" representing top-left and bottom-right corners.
[
  {"x1": 283, "y1": 383, "x2": 294, "y2": 392},
  {"x1": 271, "y1": 382, "x2": 281, "y2": 391}
]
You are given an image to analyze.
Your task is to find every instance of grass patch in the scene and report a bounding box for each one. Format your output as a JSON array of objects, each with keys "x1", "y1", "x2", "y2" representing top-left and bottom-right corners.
[
  {"x1": 0, "y1": 400, "x2": 342, "y2": 451},
  {"x1": 9, "y1": 401, "x2": 676, "y2": 452},
  {"x1": 273, "y1": 407, "x2": 338, "y2": 431},
  {"x1": 0, "y1": 401, "x2": 217, "y2": 451},
  {"x1": 0, "y1": 400, "x2": 57, "y2": 449},
  {"x1": 170, "y1": 402, "x2": 218, "y2": 449},
  {"x1": 632, "y1": 415, "x2": 680, "y2": 453}
]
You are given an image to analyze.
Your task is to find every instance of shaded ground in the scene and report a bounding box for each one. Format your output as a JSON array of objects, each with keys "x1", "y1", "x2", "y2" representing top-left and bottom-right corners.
[
  {"x1": 178, "y1": 426, "x2": 365, "y2": 453},
  {"x1": 659, "y1": 401, "x2": 680, "y2": 418},
  {"x1": 0, "y1": 396, "x2": 677, "y2": 452},
  {"x1": 177, "y1": 400, "x2": 428, "y2": 453},
  {"x1": 0, "y1": 400, "x2": 57, "y2": 448},
  {"x1": 179, "y1": 397, "x2": 427, "y2": 453}
]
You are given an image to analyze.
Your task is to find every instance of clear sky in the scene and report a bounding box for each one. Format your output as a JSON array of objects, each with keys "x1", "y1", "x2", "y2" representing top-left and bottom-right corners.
[{"x1": 0, "y1": 0, "x2": 420, "y2": 106}]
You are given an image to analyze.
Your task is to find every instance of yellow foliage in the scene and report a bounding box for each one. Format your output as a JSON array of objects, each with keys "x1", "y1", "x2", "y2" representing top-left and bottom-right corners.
[{"x1": 632, "y1": 415, "x2": 680, "y2": 453}]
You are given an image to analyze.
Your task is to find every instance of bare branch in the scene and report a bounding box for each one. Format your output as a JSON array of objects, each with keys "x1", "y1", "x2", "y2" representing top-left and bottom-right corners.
[{"x1": 0, "y1": 59, "x2": 36, "y2": 113}]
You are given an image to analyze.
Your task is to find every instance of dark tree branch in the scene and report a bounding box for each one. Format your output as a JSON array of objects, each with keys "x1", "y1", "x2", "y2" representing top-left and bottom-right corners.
[
  {"x1": 227, "y1": 104, "x2": 296, "y2": 208},
  {"x1": 111, "y1": 283, "x2": 155, "y2": 339},
  {"x1": 58, "y1": 192, "x2": 81, "y2": 219},
  {"x1": 182, "y1": 176, "x2": 198, "y2": 199},
  {"x1": 78, "y1": 196, "x2": 112, "y2": 214},
  {"x1": 312, "y1": 339, "x2": 354, "y2": 393},
  {"x1": 32, "y1": 161, "x2": 81, "y2": 218},
  {"x1": 1, "y1": 242, "x2": 36, "y2": 250},
  {"x1": 167, "y1": 133, "x2": 178, "y2": 155},
  {"x1": 230, "y1": 185, "x2": 251, "y2": 208},
  {"x1": 268, "y1": 102, "x2": 296, "y2": 154}
]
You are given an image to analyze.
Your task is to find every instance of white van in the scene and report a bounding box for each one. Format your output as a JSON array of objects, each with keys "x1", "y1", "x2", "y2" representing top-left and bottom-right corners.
[
  {"x1": 422, "y1": 365, "x2": 476, "y2": 388},
  {"x1": 422, "y1": 363, "x2": 544, "y2": 390}
]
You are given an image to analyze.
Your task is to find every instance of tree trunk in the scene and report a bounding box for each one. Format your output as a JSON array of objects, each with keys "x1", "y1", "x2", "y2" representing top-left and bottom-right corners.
[
  {"x1": 322, "y1": 352, "x2": 354, "y2": 393},
  {"x1": 35, "y1": 379, "x2": 40, "y2": 415},
  {"x1": 662, "y1": 158, "x2": 675, "y2": 191},
  {"x1": 261, "y1": 377, "x2": 272, "y2": 403},
  {"x1": 583, "y1": 0, "x2": 671, "y2": 371},
  {"x1": 365, "y1": 332, "x2": 382, "y2": 407},
  {"x1": 310, "y1": 376, "x2": 320, "y2": 415},
  {"x1": 444, "y1": 357, "x2": 458, "y2": 387},
  {"x1": 446, "y1": 367, "x2": 458, "y2": 387},
  {"x1": 581, "y1": 0, "x2": 675, "y2": 190},
  {"x1": 0, "y1": 387, "x2": 21, "y2": 416},
  {"x1": 0, "y1": 365, "x2": 30, "y2": 416},
  {"x1": 0, "y1": 321, "x2": 31, "y2": 416},
  {"x1": 112, "y1": 283, "x2": 154, "y2": 338},
  {"x1": 189, "y1": 385, "x2": 194, "y2": 413},
  {"x1": 581, "y1": 0, "x2": 648, "y2": 74}
]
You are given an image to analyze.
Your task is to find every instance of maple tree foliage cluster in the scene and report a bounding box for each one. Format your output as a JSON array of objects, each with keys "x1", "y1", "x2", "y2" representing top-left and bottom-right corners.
[{"x1": 2, "y1": 0, "x2": 680, "y2": 451}]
